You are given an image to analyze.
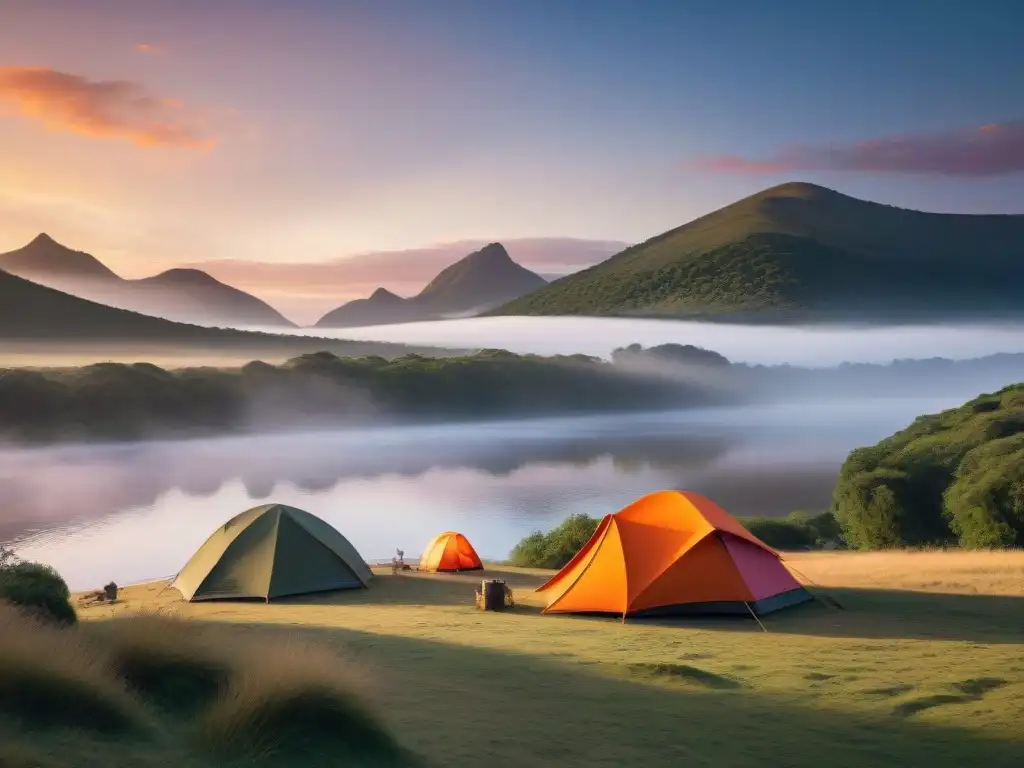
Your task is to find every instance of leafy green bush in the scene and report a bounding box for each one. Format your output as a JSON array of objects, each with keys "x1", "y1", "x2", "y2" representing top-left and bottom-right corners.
[
  {"x1": 508, "y1": 514, "x2": 600, "y2": 569},
  {"x1": 943, "y1": 433, "x2": 1024, "y2": 547},
  {"x1": 833, "y1": 384, "x2": 1024, "y2": 549},
  {"x1": 741, "y1": 512, "x2": 845, "y2": 550},
  {"x1": 741, "y1": 518, "x2": 815, "y2": 550},
  {"x1": 0, "y1": 552, "x2": 76, "y2": 625}
]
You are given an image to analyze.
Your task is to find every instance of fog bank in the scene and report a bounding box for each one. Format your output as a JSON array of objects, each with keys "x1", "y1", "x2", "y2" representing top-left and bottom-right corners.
[{"x1": 239, "y1": 317, "x2": 1024, "y2": 367}]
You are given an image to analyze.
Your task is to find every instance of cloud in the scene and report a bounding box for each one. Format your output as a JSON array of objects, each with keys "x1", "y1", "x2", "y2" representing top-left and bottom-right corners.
[
  {"x1": 0, "y1": 66, "x2": 214, "y2": 149},
  {"x1": 134, "y1": 43, "x2": 168, "y2": 55},
  {"x1": 693, "y1": 121, "x2": 1024, "y2": 177}
]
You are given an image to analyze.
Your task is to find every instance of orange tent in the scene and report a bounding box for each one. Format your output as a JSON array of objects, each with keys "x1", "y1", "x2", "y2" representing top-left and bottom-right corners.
[
  {"x1": 419, "y1": 531, "x2": 483, "y2": 572},
  {"x1": 536, "y1": 490, "x2": 811, "y2": 618}
]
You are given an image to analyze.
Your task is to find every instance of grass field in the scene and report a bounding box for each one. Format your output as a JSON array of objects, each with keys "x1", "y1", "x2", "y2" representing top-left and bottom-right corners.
[{"x1": 24, "y1": 550, "x2": 1015, "y2": 767}]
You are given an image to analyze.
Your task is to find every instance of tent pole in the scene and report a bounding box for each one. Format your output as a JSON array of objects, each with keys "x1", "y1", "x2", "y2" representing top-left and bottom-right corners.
[{"x1": 744, "y1": 602, "x2": 768, "y2": 633}]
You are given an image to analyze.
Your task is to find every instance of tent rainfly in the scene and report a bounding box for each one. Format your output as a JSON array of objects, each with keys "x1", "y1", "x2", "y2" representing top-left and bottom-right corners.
[
  {"x1": 419, "y1": 531, "x2": 483, "y2": 572},
  {"x1": 535, "y1": 490, "x2": 811, "y2": 618},
  {"x1": 170, "y1": 503, "x2": 372, "y2": 602}
]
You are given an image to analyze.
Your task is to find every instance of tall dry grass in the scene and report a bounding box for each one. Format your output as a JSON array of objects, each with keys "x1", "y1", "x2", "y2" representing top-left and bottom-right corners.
[
  {"x1": 0, "y1": 602, "x2": 417, "y2": 767},
  {"x1": 195, "y1": 638, "x2": 405, "y2": 765},
  {"x1": 785, "y1": 549, "x2": 1024, "y2": 595},
  {"x1": 0, "y1": 602, "x2": 143, "y2": 734}
]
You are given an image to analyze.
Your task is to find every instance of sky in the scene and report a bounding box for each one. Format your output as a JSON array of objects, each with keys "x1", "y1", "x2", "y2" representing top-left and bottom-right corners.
[{"x1": 0, "y1": 0, "x2": 1022, "y2": 300}]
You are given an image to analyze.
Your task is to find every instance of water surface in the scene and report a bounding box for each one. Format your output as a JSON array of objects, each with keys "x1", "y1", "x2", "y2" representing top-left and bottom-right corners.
[{"x1": 1, "y1": 397, "x2": 962, "y2": 591}]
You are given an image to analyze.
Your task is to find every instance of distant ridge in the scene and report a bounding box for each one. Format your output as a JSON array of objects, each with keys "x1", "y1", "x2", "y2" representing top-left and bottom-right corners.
[
  {"x1": 493, "y1": 182, "x2": 1024, "y2": 322},
  {"x1": 0, "y1": 266, "x2": 451, "y2": 359},
  {"x1": 0, "y1": 235, "x2": 294, "y2": 327},
  {"x1": 316, "y1": 242, "x2": 546, "y2": 327}
]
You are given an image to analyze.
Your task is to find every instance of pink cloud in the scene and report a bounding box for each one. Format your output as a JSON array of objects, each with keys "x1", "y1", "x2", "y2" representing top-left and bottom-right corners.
[
  {"x1": 0, "y1": 66, "x2": 213, "y2": 149},
  {"x1": 134, "y1": 43, "x2": 168, "y2": 55},
  {"x1": 693, "y1": 120, "x2": 1024, "y2": 177}
]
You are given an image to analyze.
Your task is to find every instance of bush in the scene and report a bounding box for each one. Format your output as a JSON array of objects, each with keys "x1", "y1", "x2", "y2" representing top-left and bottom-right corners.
[
  {"x1": 741, "y1": 512, "x2": 845, "y2": 550},
  {"x1": 0, "y1": 554, "x2": 76, "y2": 625},
  {"x1": 943, "y1": 434, "x2": 1024, "y2": 547},
  {"x1": 833, "y1": 384, "x2": 1024, "y2": 549},
  {"x1": 741, "y1": 517, "x2": 816, "y2": 550},
  {"x1": 509, "y1": 514, "x2": 600, "y2": 569}
]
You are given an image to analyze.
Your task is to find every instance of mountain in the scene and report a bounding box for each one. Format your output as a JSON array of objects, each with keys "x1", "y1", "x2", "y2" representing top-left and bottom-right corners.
[
  {"x1": 315, "y1": 242, "x2": 547, "y2": 327},
  {"x1": 315, "y1": 288, "x2": 424, "y2": 328},
  {"x1": 0, "y1": 267, "x2": 449, "y2": 359},
  {"x1": 0, "y1": 235, "x2": 293, "y2": 327},
  {"x1": 130, "y1": 268, "x2": 293, "y2": 327},
  {"x1": 415, "y1": 242, "x2": 547, "y2": 311},
  {"x1": 0, "y1": 233, "x2": 119, "y2": 281},
  {"x1": 492, "y1": 182, "x2": 1024, "y2": 321}
]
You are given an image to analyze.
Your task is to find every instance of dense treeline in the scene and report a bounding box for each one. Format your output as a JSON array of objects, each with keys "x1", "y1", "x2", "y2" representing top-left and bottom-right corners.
[
  {"x1": 612, "y1": 343, "x2": 1024, "y2": 399},
  {"x1": 0, "y1": 350, "x2": 728, "y2": 444},
  {"x1": 833, "y1": 384, "x2": 1024, "y2": 549}
]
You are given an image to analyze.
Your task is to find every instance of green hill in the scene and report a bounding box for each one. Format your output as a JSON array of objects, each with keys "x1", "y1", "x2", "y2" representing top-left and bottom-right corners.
[
  {"x1": 493, "y1": 182, "x2": 1024, "y2": 321},
  {"x1": 833, "y1": 384, "x2": 1024, "y2": 549}
]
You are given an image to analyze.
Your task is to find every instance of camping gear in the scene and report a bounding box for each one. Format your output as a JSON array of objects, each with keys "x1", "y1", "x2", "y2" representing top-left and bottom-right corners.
[
  {"x1": 535, "y1": 490, "x2": 811, "y2": 619},
  {"x1": 477, "y1": 579, "x2": 511, "y2": 611},
  {"x1": 170, "y1": 503, "x2": 372, "y2": 602},
  {"x1": 419, "y1": 531, "x2": 483, "y2": 572}
]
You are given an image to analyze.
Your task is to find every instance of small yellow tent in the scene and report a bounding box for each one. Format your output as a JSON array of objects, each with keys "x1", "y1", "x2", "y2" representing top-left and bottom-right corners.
[{"x1": 419, "y1": 531, "x2": 483, "y2": 572}]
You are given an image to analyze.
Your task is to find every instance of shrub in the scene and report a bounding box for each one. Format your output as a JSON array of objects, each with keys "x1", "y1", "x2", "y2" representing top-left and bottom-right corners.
[
  {"x1": 508, "y1": 513, "x2": 600, "y2": 568},
  {"x1": 943, "y1": 434, "x2": 1024, "y2": 547},
  {"x1": 833, "y1": 384, "x2": 1024, "y2": 549},
  {"x1": 0, "y1": 556, "x2": 76, "y2": 625},
  {"x1": 741, "y1": 517, "x2": 816, "y2": 550}
]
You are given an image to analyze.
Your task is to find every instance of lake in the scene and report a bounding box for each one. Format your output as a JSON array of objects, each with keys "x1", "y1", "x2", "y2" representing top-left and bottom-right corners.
[{"x1": 1, "y1": 396, "x2": 964, "y2": 591}]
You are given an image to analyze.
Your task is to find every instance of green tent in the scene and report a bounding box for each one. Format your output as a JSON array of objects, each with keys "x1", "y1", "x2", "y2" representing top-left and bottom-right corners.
[{"x1": 170, "y1": 504, "x2": 372, "y2": 602}]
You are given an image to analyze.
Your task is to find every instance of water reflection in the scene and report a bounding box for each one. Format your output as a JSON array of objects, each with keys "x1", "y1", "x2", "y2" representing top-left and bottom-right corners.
[{"x1": 0, "y1": 398, "x2": 961, "y2": 590}]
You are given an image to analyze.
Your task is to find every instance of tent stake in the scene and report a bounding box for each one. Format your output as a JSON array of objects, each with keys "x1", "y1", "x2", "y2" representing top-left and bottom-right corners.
[{"x1": 744, "y1": 602, "x2": 768, "y2": 632}]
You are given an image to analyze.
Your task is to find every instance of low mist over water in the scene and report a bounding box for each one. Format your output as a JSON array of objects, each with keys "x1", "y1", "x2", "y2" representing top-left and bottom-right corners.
[
  {"x1": 1, "y1": 397, "x2": 965, "y2": 590},
  {"x1": 249, "y1": 317, "x2": 1024, "y2": 366}
]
